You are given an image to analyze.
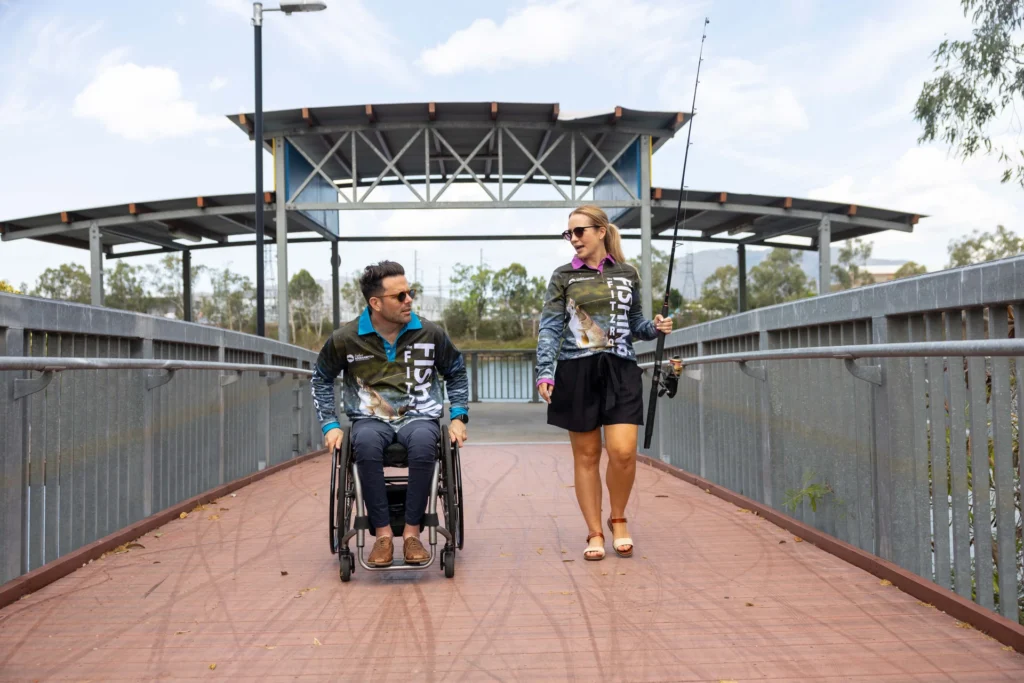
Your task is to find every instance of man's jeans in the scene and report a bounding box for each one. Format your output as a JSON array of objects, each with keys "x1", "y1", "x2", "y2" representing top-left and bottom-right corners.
[{"x1": 350, "y1": 418, "x2": 439, "y2": 530}]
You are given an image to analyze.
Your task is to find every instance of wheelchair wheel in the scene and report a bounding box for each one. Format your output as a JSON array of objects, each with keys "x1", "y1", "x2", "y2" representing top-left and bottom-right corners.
[
  {"x1": 333, "y1": 431, "x2": 353, "y2": 557},
  {"x1": 442, "y1": 548, "x2": 455, "y2": 579},
  {"x1": 340, "y1": 552, "x2": 353, "y2": 582},
  {"x1": 328, "y1": 441, "x2": 339, "y2": 554},
  {"x1": 440, "y1": 426, "x2": 459, "y2": 554}
]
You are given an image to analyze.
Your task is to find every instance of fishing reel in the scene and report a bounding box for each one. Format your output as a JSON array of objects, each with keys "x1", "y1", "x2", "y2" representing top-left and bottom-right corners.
[{"x1": 656, "y1": 356, "x2": 683, "y2": 398}]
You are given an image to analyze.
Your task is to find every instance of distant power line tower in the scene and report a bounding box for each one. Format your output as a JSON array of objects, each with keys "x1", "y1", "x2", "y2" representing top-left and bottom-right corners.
[
  {"x1": 266, "y1": 244, "x2": 278, "y2": 323},
  {"x1": 681, "y1": 245, "x2": 698, "y2": 301}
]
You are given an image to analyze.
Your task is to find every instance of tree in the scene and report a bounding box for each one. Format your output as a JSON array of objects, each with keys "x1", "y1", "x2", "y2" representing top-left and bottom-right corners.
[
  {"x1": 914, "y1": 0, "x2": 1024, "y2": 187},
  {"x1": 449, "y1": 264, "x2": 492, "y2": 340},
  {"x1": 201, "y1": 268, "x2": 254, "y2": 331},
  {"x1": 32, "y1": 263, "x2": 91, "y2": 303},
  {"x1": 288, "y1": 269, "x2": 325, "y2": 341},
  {"x1": 491, "y1": 263, "x2": 534, "y2": 339},
  {"x1": 104, "y1": 261, "x2": 151, "y2": 312},
  {"x1": 699, "y1": 265, "x2": 738, "y2": 318},
  {"x1": 0, "y1": 279, "x2": 19, "y2": 294},
  {"x1": 148, "y1": 254, "x2": 205, "y2": 319},
  {"x1": 832, "y1": 239, "x2": 875, "y2": 290},
  {"x1": 894, "y1": 261, "x2": 928, "y2": 279},
  {"x1": 748, "y1": 248, "x2": 816, "y2": 309},
  {"x1": 947, "y1": 225, "x2": 1024, "y2": 266}
]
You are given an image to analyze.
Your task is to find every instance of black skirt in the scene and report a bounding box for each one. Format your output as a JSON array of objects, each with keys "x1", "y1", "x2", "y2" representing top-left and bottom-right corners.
[{"x1": 546, "y1": 352, "x2": 645, "y2": 432}]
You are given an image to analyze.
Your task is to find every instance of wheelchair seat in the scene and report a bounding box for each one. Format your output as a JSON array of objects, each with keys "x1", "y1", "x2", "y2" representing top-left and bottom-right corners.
[{"x1": 383, "y1": 442, "x2": 408, "y2": 468}]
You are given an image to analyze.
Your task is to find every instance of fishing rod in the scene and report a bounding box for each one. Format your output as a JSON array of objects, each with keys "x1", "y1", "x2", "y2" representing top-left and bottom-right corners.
[{"x1": 643, "y1": 16, "x2": 709, "y2": 450}]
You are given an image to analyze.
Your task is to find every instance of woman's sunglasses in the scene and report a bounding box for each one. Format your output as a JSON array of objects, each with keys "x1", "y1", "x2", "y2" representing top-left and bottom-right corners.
[
  {"x1": 562, "y1": 225, "x2": 599, "y2": 241},
  {"x1": 379, "y1": 289, "x2": 417, "y2": 303}
]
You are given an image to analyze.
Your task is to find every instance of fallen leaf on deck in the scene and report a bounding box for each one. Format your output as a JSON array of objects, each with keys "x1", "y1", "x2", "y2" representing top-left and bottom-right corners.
[
  {"x1": 193, "y1": 504, "x2": 208, "y2": 512},
  {"x1": 562, "y1": 559, "x2": 574, "y2": 563},
  {"x1": 536, "y1": 547, "x2": 543, "y2": 555},
  {"x1": 220, "y1": 508, "x2": 229, "y2": 511},
  {"x1": 880, "y1": 579, "x2": 893, "y2": 587},
  {"x1": 601, "y1": 571, "x2": 608, "y2": 576},
  {"x1": 617, "y1": 572, "x2": 626, "y2": 575},
  {"x1": 281, "y1": 571, "x2": 289, "y2": 576},
  {"x1": 313, "y1": 638, "x2": 322, "y2": 646},
  {"x1": 499, "y1": 552, "x2": 512, "y2": 558},
  {"x1": 561, "y1": 550, "x2": 567, "y2": 554},
  {"x1": 296, "y1": 588, "x2": 317, "y2": 598},
  {"x1": 1003, "y1": 646, "x2": 1014, "y2": 651},
  {"x1": 719, "y1": 679, "x2": 739, "y2": 683},
  {"x1": 179, "y1": 512, "x2": 188, "y2": 519},
  {"x1": 209, "y1": 663, "x2": 217, "y2": 670},
  {"x1": 956, "y1": 622, "x2": 973, "y2": 629},
  {"x1": 704, "y1": 488, "x2": 711, "y2": 494},
  {"x1": 175, "y1": 630, "x2": 190, "y2": 635},
  {"x1": 208, "y1": 515, "x2": 220, "y2": 521},
  {"x1": 793, "y1": 537, "x2": 803, "y2": 543},
  {"x1": 230, "y1": 493, "x2": 237, "y2": 497},
  {"x1": 778, "y1": 540, "x2": 786, "y2": 544},
  {"x1": 737, "y1": 509, "x2": 751, "y2": 514},
  {"x1": 917, "y1": 601, "x2": 934, "y2": 608},
  {"x1": 745, "y1": 602, "x2": 754, "y2": 607},
  {"x1": 655, "y1": 495, "x2": 668, "y2": 498},
  {"x1": 265, "y1": 645, "x2": 276, "y2": 650}
]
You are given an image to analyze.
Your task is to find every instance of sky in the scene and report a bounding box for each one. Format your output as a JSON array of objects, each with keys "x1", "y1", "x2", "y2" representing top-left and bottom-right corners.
[{"x1": 2, "y1": 0, "x2": 1022, "y2": 296}]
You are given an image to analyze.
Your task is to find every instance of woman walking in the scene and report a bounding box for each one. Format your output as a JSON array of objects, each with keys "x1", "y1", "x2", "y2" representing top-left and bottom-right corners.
[{"x1": 536, "y1": 205, "x2": 673, "y2": 560}]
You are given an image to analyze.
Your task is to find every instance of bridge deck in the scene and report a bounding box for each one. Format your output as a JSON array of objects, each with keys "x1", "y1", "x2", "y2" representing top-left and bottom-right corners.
[{"x1": 1, "y1": 407, "x2": 1022, "y2": 681}]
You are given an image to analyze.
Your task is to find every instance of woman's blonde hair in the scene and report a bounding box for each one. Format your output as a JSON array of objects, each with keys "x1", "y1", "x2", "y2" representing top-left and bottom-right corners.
[{"x1": 569, "y1": 205, "x2": 626, "y2": 264}]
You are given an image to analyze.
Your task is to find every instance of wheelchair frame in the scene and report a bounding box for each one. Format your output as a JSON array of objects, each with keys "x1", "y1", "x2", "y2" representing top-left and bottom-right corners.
[{"x1": 329, "y1": 421, "x2": 464, "y2": 582}]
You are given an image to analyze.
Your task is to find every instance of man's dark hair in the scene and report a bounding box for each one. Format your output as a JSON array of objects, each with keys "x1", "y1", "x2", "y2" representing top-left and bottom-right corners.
[{"x1": 359, "y1": 260, "x2": 405, "y2": 302}]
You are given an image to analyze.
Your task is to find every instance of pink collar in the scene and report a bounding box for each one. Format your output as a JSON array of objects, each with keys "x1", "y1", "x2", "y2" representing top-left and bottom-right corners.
[{"x1": 571, "y1": 253, "x2": 616, "y2": 273}]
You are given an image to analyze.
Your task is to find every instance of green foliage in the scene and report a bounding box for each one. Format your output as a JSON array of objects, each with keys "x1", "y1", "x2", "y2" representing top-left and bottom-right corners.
[
  {"x1": 747, "y1": 248, "x2": 816, "y2": 309},
  {"x1": 914, "y1": 0, "x2": 1024, "y2": 187},
  {"x1": 699, "y1": 265, "x2": 738, "y2": 317},
  {"x1": 894, "y1": 261, "x2": 928, "y2": 279},
  {"x1": 0, "y1": 279, "x2": 20, "y2": 294},
  {"x1": 105, "y1": 261, "x2": 151, "y2": 313},
  {"x1": 783, "y1": 471, "x2": 833, "y2": 514},
  {"x1": 147, "y1": 254, "x2": 205, "y2": 319},
  {"x1": 32, "y1": 263, "x2": 91, "y2": 303},
  {"x1": 947, "y1": 225, "x2": 1024, "y2": 267},
  {"x1": 832, "y1": 239, "x2": 875, "y2": 290}
]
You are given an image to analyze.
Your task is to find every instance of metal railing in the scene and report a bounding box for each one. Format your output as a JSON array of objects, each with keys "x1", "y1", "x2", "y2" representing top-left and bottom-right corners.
[
  {"x1": 0, "y1": 293, "x2": 322, "y2": 585},
  {"x1": 635, "y1": 255, "x2": 1024, "y2": 625},
  {"x1": 465, "y1": 350, "x2": 539, "y2": 403}
]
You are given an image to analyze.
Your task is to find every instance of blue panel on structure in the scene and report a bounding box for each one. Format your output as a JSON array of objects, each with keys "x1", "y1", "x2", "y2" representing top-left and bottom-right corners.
[
  {"x1": 593, "y1": 138, "x2": 641, "y2": 223},
  {"x1": 283, "y1": 140, "x2": 339, "y2": 235}
]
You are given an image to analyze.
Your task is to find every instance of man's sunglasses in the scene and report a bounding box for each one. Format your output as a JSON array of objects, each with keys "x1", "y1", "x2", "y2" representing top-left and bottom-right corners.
[
  {"x1": 562, "y1": 225, "x2": 599, "y2": 241},
  {"x1": 378, "y1": 288, "x2": 417, "y2": 303}
]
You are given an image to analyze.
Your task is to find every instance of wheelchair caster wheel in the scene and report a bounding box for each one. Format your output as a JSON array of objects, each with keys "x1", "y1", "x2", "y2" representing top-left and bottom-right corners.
[
  {"x1": 442, "y1": 548, "x2": 455, "y2": 579},
  {"x1": 340, "y1": 553, "x2": 353, "y2": 582}
]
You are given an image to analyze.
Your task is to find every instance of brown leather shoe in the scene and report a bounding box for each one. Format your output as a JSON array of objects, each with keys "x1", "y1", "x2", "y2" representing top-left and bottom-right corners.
[
  {"x1": 403, "y1": 536, "x2": 429, "y2": 565},
  {"x1": 367, "y1": 535, "x2": 394, "y2": 567}
]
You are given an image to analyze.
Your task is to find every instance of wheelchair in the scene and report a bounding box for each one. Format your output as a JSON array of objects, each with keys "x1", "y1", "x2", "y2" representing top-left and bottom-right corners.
[{"x1": 328, "y1": 420, "x2": 464, "y2": 582}]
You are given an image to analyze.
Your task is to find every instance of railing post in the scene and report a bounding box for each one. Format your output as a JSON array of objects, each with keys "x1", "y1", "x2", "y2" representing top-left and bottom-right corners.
[
  {"x1": 696, "y1": 339, "x2": 707, "y2": 479},
  {"x1": 141, "y1": 338, "x2": 156, "y2": 517},
  {"x1": 261, "y1": 352, "x2": 272, "y2": 471},
  {"x1": 471, "y1": 352, "x2": 479, "y2": 403},
  {"x1": 758, "y1": 329, "x2": 774, "y2": 507},
  {"x1": 1, "y1": 328, "x2": 27, "y2": 583},
  {"x1": 292, "y1": 374, "x2": 301, "y2": 459},
  {"x1": 217, "y1": 344, "x2": 226, "y2": 485}
]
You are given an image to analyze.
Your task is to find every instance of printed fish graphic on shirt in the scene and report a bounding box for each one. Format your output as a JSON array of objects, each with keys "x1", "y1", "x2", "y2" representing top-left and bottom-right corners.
[
  {"x1": 566, "y1": 297, "x2": 609, "y2": 349},
  {"x1": 356, "y1": 377, "x2": 410, "y2": 420}
]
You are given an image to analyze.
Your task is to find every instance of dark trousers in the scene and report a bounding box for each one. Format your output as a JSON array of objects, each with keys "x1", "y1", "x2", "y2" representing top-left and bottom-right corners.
[{"x1": 350, "y1": 418, "x2": 439, "y2": 530}]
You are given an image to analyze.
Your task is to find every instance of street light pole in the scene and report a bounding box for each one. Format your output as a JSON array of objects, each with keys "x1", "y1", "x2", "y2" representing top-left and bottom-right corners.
[
  {"x1": 251, "y1": 1, "x2": 326, "y2": 338},
  {"x1": 252, "y1": 2, "x2": 265, "y2": 336}
]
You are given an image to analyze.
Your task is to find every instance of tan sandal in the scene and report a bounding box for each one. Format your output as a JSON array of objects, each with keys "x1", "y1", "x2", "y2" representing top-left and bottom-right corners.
[
  {"x1": 584, "y1": 532, "x2": 605, "y2": 561},
  {"x1": 607, "y1": 518, "x2": 633, "y2": 557}
]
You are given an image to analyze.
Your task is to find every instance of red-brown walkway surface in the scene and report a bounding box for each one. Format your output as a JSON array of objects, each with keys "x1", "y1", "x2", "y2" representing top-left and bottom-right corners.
[{"x1": 2, "y1": 443, "x2": 1023, "y2": 682}]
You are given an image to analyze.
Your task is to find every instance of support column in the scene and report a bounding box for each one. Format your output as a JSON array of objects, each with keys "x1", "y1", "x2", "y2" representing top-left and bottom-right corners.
[
  {"x1": 275, "y1": 137, "x2": 289, "y2": 343},
  {"x1": 818, "y1": 216, "x2": 831, "y2": 295},
  {"x1": 1, "y1": 328, "x2": 27, "y2": 582},
  {"x1": 639, "y1": 135, "x2": 653, "y2": 319},
  {"x1": 141, "y1": 338, "x2": 155, "y2": 516},
  {"x1": 182, "y1": 250, "x2": 193, "y2": 322},
  {"x1": 89, "y1": 223, "x2": 103, "y2": 306},
  {"x1": 331, "y1": 240, "x2": 340, "y2": 330},
  {"x1": 737, "y1": 244, "x2": 748, "y2": 313}
]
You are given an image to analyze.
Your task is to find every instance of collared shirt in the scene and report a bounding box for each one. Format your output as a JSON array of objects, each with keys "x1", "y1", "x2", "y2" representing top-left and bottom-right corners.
[
  {"x1": 571, "y1": 252, "x2": 617, "y2": 273},
  {"x1": 535, "y1": 257, "x2": 657, "y2": 387},
  {"x1": 311, "y1": 308, "x2": 469, "y2": 433}
]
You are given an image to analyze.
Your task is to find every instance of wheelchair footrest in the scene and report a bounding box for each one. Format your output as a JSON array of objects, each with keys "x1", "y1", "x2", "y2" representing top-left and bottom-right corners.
[
  {"x1": 421, "y1": 513, "x2": 439, "y2": 528},
  {"x1": 354, "y1": 516, "x2": 371, "y2": 531}
]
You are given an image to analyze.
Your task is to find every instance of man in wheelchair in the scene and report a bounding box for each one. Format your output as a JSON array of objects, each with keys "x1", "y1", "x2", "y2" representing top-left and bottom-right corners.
[{"x1": 311, "y1": 260, "x2": 469, "y2": 568}]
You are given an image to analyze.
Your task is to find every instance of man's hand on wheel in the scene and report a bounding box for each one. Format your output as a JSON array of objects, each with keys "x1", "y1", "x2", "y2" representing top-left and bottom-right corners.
[
  {"x1": 325, "y1": 427, "x2": 343, "y2": 452},
  {"x1": 449, "y1": 420, "x2": 468, "y2": 447}
]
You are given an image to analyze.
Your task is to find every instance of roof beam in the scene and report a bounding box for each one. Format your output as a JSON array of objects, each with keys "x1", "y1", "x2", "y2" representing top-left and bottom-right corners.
[
  {"x1": 651, "y1": 198, "x2": 917, "y2": 233},
  {"x1": 151, "y1": 218, "x2": 227, "y2": 243},
  {"x1": 576, "y1": 132, "x2": 607, "y2": 177},
  {"x1": 703, "y1": 213, "x2": 761, "y2": 237},
  {"x1": 103, "y1": 226, "x2": 186, "y2": 251},
  {"x1": 303, "y1": 107, "x2": 355, "y2": 177}
]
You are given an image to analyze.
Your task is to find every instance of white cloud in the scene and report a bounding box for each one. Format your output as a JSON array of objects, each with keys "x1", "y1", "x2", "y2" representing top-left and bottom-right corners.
[
  {"x1": 72, "y1": 63, "x2": 229, "y2": 141},
  {"x1": 208, "y1": 76, "x2": 228, "y2": 92},
  {"x1": 808, "y1": 146, "x2": 1024, "y2": 270},
  {"x1": 26, "y1": 17, "x2": 104, "y2": 76},
  {"x1": 208, "y1": 0, "x2": 410, "y2": 85},
  {"x1": 418, "y1": 0, "x2": 692, "y2": 76},
  {"x1": 660, "y1": 57, "x2": 809, "y2": 146}
]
